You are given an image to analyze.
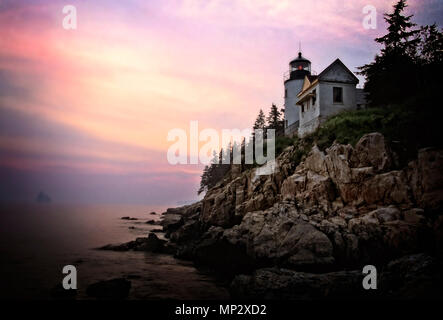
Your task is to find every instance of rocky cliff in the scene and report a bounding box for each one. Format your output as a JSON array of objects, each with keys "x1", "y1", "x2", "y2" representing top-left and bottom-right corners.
[{"x1": 163, "y1": 132, "x2": 443, "y2": 299}]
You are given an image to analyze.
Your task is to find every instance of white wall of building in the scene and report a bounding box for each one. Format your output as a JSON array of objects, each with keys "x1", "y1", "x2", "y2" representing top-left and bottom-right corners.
[
  {"x1": 319, "y1": 82, "x2": 356, "y2": 118},
  {"x1": 298, "y1": 82, "x2": 357, "y2": 137},
  {"x1": 298, "y1": 83, "x2": 320, "y2": 137},
  {"x1": 284, "y1": 79, "x2": 303, "y2": 135}
]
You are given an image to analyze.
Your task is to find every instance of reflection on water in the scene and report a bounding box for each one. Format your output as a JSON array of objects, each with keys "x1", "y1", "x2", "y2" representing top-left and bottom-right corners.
[{"x1": 0, "y1": 204, "x2": 229, "y2": 300}]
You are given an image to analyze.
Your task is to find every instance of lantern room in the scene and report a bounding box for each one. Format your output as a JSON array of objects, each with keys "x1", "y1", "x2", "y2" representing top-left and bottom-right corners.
[{"x1": 288, "y1": 52, "x2": 311, "y2": 80}]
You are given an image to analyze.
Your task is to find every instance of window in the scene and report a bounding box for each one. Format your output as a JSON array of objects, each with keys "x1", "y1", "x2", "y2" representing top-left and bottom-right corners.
[
  {"x1": 301, "y1": 104, "x2": 304, "y2": 113},
  {"x1": 333, "y1": 87, "x2": 343, "y2": 103},
  {"x1": 312, "y1": 89, "x2": 317, "y2": 106}
]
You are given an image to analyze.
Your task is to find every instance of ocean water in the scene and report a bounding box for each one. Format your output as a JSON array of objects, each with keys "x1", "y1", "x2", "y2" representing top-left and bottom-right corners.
[{"x1": 0, "y1": 204, "x2": 229, "y2": 300}]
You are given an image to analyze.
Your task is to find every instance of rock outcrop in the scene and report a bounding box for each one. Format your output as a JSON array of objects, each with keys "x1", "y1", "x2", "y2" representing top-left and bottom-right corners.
[
  {"x1": 230, "y1": 253, "x2": 443, "y2": 300},
  {"x1": 161, "y1": 132, "x2": 443, "y2": 299},
  {"x1": 99, "y1": 233, "x2": 172, "y2": 253}
]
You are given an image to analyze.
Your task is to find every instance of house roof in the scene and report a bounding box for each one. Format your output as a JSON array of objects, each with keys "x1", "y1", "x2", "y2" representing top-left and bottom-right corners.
[
  {"x1": 307, "y1": 75, "x2": 318, "y2": 82},
  {"x1": 290, "y1": 52, "x2": 311, "y2": 65},
  {"x1": 297, "y1": 76, "x2": 319, "y2": 99},
  {"x1": 318, "y1": 58, "x2": 359, "y2": 83},
  {"x1": 297, "y1": 58, "x2": 358, "y2": 99}
]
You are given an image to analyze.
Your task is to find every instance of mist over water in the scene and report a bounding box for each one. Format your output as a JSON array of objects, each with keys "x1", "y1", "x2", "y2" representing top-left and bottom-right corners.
[{"x1": 0, "y1": 204, "x2": 228, "y2": 299}]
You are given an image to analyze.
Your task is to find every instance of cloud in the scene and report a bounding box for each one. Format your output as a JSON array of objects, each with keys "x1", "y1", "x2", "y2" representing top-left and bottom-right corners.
[{"x1": 0, "y1": 0, "x2": 441, "y2": 204}]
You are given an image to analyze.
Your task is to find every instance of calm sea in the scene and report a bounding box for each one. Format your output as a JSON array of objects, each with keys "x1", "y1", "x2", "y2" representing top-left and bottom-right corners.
[{"x1": 0, "y1": 204, "x2": 228, "y2": 300}]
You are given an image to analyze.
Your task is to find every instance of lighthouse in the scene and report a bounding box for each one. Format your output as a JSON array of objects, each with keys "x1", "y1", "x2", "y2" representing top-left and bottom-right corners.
[{"x1": 284, "y1": 51, "x2": 311, "y2": 136}]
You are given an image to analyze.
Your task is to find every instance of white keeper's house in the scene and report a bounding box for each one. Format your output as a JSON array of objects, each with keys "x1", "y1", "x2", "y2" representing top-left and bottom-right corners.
[{"x1": 283, "y1": 52, "x2": 367, "y2": 137}]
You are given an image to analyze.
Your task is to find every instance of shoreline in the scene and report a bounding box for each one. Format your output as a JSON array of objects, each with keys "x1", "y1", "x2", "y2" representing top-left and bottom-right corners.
[{"x1": 97, "y1": 132, "x2": 443, "y2": 299}]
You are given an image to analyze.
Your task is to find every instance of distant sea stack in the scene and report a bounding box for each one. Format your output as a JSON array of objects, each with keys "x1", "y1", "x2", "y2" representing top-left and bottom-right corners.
[{"x1": 36, "y1": 191, "x2": 51, "y2": 203}]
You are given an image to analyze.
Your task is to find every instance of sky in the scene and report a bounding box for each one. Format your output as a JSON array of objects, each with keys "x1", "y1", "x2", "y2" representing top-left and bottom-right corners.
[{"x1": 0, "y1": 0, "x2": 442, "y2": 206}]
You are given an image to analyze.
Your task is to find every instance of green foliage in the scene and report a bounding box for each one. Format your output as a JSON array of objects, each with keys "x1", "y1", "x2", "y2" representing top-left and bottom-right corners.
[
  {"x1": 290, "y1": 146, "x2": 311, "y2": 167},
  {"x1": 308, "y1": 98, "x2": 442, "y2": 166},
  {"x1": 253, "y1": 109, "x2": 266, "y2": 130},
  {"x1": 198, "y1": 149, "x2": 230, "y2": 195},
  {"x1": 266, "y1": 104, "x2": 284, "y2": 136},
  {"x1": 359, "y1": 0, "x2": 443, "y2": 107},
  {"x1": 275, "y1": 136, "x2": 294, "y2": 155}
]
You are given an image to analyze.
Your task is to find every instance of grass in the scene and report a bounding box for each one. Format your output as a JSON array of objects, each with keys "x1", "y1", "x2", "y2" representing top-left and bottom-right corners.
[{"x1": 276, "y1": 95, "x2": 443, "y2": 167}]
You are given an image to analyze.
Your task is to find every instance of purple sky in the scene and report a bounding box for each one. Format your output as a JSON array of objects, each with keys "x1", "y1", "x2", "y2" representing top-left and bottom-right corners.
[{"x1": 0, "y1": 0, "x2": 442, "y2": 205}]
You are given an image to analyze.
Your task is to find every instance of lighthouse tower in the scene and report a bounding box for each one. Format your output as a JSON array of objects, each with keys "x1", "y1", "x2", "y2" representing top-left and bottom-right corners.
[{"x1": 284, "y1": 51, "x2": 311, "y2": 136}]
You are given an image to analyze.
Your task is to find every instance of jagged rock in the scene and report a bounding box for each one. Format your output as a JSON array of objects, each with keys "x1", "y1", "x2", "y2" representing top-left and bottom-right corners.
[
  {"x1": 86, "y1": 278, "x2": 131, "y2": 300},
  {"x1": 163, "y1": 202, "x2": 202, "y2": 217},
  {"x1": 197, "y1": 133, "x2": 441, "y2": 233},
  {"x1": 161, "y1": 214, "x2": 184, "y2": 236},
  {"x1": 281, "y1": 171, "x2": 336, "y2": 211},
  {"x1": 170, "y1": 219, "x2": 200, "y2": 243},
  {"x1": 351, "y1": 132, "x2": 393, "y2": 172},
  {"x1": 165, "y1": 133, "x2": 442, "y2": 293},
  {"x1": 379, "y1": 253, "x2": 443, "y2": 299},
  {"x1": 361, "y1": 170, "x2": 411, "y2": 205},
  {"x1": 136, "y1": 233, "x2": 166, "y2": 252},
  {"x1": 371, "y1": 207, "x2": 400, "y2": 223},
  {"x1": 348, "y1": 212, "x2": 380, "y2": 239},
  {"x1": 231, "y1": 253, "x2": 443, "y2": 300},
  {"x1": 324, "y1": 142, "x2": 354, "y2": 184},
  {"x1": 304, "y1": 145, "x2": 328, "y2": 175},
  {"x1": 193, "y1": 226, "x2": 255, "y2": 275},
  {"x1": 121, "y1": 217, "x2": 137, "y2": 220},
  {"x1": 99, "y1": 233, "x2": 166, "y2": 252},
  {"x1": 218, "y1": 206, "x2": 335, "y2": 271},
  {"x1": 230, "y1": 268, "x2": 364, "y2": 300},
  {"x1": 403, "y1": 208, "x2": 425, "y2": 224},
  {"x1": 199, "y1": 146, "x2": 299, "y2": 228},
  {"x1": 281, "y1": 173, "x2": 306, "y2": 200},
  {"x1": 407, "y1": 148, "x2": 443, "y2": 210}
]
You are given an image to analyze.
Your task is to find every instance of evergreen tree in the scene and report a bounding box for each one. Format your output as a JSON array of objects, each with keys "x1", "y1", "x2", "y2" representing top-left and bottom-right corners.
[
  {"x1": 253, "y1": 109, "x2": 266, "y2": 131},
  {"x1": 198, "y1": 165, "x2": 209, "y2": 195},
  {"x1": 253, "y1": 108, "x2": 266, "y2": 141},
  {"x1": 419, "y1": 24, "x2": 443, "y2": 65},
  {"x1": 266, "y1": 103, "x2": 284, "y2": 136},
  {"x1": 198, "y1": 151, "x2": 219, "y2": 195},
  {"x1": 375, "y1": 0, "x2": 419, "y2": 54},
  {"x1": 358, "y1": 0, "x2": 420, "y2": 106}
]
